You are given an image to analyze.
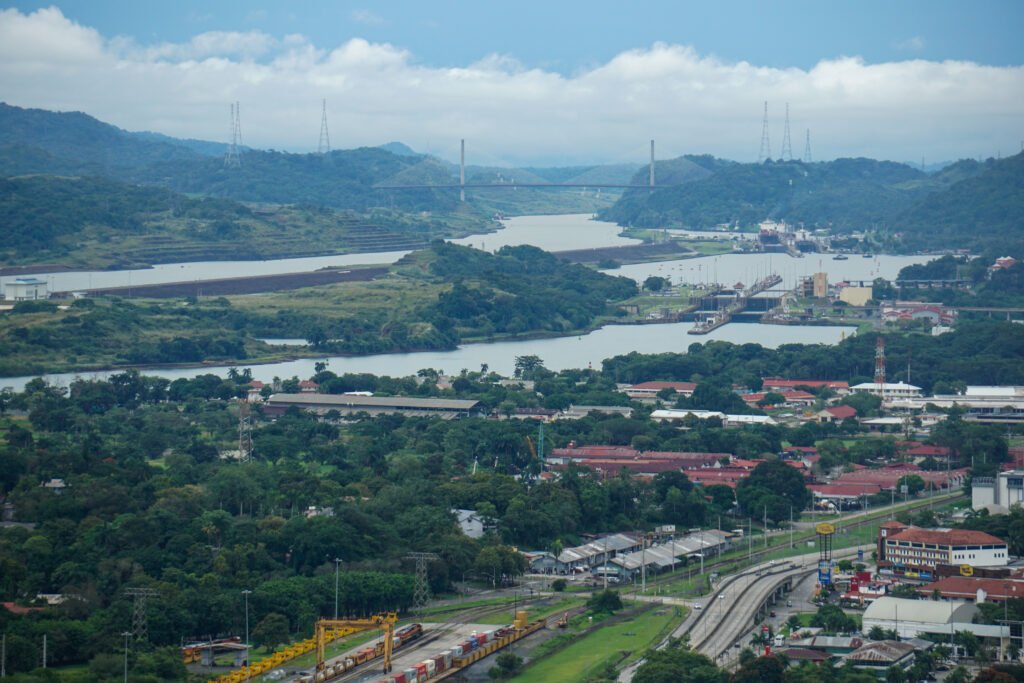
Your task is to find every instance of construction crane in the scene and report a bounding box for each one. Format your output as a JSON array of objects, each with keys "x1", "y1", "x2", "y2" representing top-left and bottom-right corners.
[{"x1": 315, "y1": 612, "x2": 398, "y2": 675}]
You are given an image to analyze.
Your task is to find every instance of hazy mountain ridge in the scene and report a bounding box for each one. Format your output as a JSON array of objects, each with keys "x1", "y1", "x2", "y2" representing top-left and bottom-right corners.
[{"x1": 598, "y1": 154, "x2": 1007, "y2": 238}]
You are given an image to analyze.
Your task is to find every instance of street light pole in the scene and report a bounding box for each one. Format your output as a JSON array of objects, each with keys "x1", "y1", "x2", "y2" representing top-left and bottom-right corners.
[
  {"x1": 121, "y1": 631, "x2": 131, "y2": 683},
  {"x1": 334, "y1": 558, "x2": 343, "y2": 619},
  {"x1": 242, "y1": 590, "x2": 252, "y2": 682}
]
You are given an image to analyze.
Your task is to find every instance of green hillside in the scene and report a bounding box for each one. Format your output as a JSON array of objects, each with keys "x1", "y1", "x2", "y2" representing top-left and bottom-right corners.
[
  {"x1": 0, "y1": 175, "x2": 487, "y2": 268},
  {"x1": 895, "y1": 152, "x2": 1024, "y2": 254},
  {"x1": 599, "y1": 156, "x2": 937, "y2": 231}
]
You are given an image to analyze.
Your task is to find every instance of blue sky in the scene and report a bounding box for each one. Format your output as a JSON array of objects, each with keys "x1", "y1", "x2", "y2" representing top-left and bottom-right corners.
[
  {"x1": 8, "y1": 0, "x2": 1023, "y2": 70},
  {"x1": 0, "y1": 2, "x2": 1022, "y2": 164}
]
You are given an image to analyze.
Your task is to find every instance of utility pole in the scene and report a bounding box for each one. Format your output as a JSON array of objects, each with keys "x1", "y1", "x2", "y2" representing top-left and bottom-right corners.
[
  {"x1": 748, "y1": 517, "x2": 752, "y2": 562},
  {"x1": 2, "y1": 632, "x2": 5, "y2": 678},
  {"x1": 790, "y1": 506, "x2": 794, "y2": 549},
  {"x1": 764, "y1": 506, "x2": 768, "y2": 549},
  {"x1": 242, "y1": 590, "x2": 252, "y2": 682},
  {"x1": 42, "y1": 634, "x2": 46, "y2": 669},
  {"x1": 334, "y1": 558, "x2": 343, "y2": 619},
  {"x1": 122, "y1": 631, "x2": 131, "y2": 683},
  {"x1": 649, "y1": 140, "x2": 655, "y2": 190}
]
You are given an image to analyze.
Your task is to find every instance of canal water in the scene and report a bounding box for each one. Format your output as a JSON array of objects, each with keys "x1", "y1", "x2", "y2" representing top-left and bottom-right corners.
[{"x1": 0, "y1": 214, "x2": 931, "y2": 390}]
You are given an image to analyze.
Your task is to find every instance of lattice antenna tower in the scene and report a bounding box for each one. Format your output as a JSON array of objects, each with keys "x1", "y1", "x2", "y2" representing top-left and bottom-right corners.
[
  {"x1": 780, "y1": 103, "x2": 793, "y2": 161},
  {"x1": 224, "y1": 102, "x2": 242, "y2": 168},
  {"x1": 803, "y1": 129, "x2": 812, "y2": 163},
  {"x1": 318, "y1": 99, "x2": 331, "y2": 155},
  {"x1": 405, "y1": 552, "x2": 439, "y2": 614},
  {"x1": 758, "y1": 101, "x2": 772, "y2": 163},
  {"x1": 124, "y1": 588, "x2": 159, "y2": 641},
  {"x1": 874, "y1": 336, "x2": 886, "y2": 398},
  {"x1": 238, "y1": 401, "x2": 253, "y2": 463}
]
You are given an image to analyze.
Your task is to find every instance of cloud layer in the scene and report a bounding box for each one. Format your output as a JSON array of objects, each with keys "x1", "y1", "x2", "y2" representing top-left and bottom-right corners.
[{"x1": 0, "y1": 7, "x2": 1021, "y2": 165}]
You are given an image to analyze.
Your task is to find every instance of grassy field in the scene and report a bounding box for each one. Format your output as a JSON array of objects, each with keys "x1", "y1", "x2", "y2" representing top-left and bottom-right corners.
[
  {"x1": 511, "y1": 604, "x2": 682, "y2": 683},
  {"x1": 474, "y1": 596, "x2": 586, "y2": 626}
]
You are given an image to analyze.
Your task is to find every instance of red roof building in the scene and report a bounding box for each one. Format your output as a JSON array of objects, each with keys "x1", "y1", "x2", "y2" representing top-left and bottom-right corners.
[
  {"x1": 918, "y1": 576, "x2": 1024, "y2": 603},
  {"x1": 740, "y1": 390, "x2": 817, "y2": 407},
  {"x1": 819, "y1": 405, "x2": 857, "y2": 422},
  {"x1": 762, "y1": 377, "x2": 849, "y2": 392}
]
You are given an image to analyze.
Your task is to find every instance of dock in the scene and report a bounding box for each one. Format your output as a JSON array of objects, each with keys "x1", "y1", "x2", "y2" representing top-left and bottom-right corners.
[{"x1": 689, "y1": 273, "x2": 781, "y2": 334}]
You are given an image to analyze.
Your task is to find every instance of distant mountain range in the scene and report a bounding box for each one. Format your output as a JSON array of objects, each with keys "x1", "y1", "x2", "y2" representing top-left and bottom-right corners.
[{"x1": 1, "y1": 102, "x2": 1020, "y2": 255}]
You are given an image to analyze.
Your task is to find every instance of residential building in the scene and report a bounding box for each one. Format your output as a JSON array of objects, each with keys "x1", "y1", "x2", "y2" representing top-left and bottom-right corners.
[
  {"x1": 817, "y1": 405, "x2": 857, "y2": 423},
  {"x1": 650, "y1": 409, "x2": 777, "y2": 427},
  {"x1": 917, "y1": 575, "x2": 1024, "y2": 603},
  {"x1": 619, "y1": 381, "x2": 697, "y2": 401},
  {"x1": 454, "y1": 509, "x2": 486, "y2": 539},
  {"x1": 850, "y1": 381, "x2": 922, "y2": 398},
  {"x1": 740, "y1": 390, "x2": 816, "y2": 408},
  {"x1": 762, "y1": 378, "x2": 850, "y2": 394},
  {"x1": 843, "y1": 639, "x2": 919, "y2": 675}
]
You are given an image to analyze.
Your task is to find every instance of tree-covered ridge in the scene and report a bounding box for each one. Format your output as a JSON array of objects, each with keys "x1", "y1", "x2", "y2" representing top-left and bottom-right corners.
[
  {"x1": 422, "y1": 242, "x2": 639, "y2": 337},
  {"x1": 0, "y1": 175, "x2": 487, "y2": 266},
  {"x1": 599, "y1": 156, "x2": 941, "y2": 230},
  {"x1": 895, "y1": 152, "x2": 1024, "y2": 254}
]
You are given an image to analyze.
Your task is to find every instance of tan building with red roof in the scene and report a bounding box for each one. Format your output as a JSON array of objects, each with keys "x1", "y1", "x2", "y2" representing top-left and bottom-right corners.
[
  {"x1": 878, "y1": 524, "x2": 1009, "y2": 576},
  {"x1": 762, "y1": 377, "x2": 849, "y2": 394},
  {"x1": 620, "y1": 381, "x2": 697, "y2": 401},
  {"x1": 917, "y1": 575, "x2": 1024, "y2": 603}
]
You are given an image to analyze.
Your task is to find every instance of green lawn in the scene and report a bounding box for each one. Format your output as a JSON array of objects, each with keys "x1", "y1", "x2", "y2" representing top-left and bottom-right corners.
[
  {"x1": 474, "y1": 597, "x2": 585, "y2": 626},
  {"x1": 510, "y1": 604, "x2": 682, "y2": 683}
]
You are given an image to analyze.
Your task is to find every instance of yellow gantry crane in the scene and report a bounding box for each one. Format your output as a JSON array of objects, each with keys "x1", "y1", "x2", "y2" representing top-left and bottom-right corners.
[{"x1": 315, "y1": 612, "x2": 398, "y2": 676}]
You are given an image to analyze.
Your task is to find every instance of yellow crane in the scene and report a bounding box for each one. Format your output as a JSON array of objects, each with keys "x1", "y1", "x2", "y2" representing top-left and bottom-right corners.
[{"x1": 315, "y1": 612, "x2": 398, "y2": 676}]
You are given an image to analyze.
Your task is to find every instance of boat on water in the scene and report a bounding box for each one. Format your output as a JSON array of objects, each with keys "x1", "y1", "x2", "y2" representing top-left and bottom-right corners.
[
  {"x1": 832, "y1": 254, "x2": 849, "y2": 261},
  {"x1": 862, "y1": 253, "x2": 873, "y2": 258}
]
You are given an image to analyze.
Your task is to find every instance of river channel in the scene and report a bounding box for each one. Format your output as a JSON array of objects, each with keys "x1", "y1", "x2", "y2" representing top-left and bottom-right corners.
[{"x1": 0, "y1": 214, "x2": 931, "y2": 391}]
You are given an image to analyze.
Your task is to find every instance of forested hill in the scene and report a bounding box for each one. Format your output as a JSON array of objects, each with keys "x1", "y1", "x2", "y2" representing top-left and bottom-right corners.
[
  {"x1": 0, "y1": 102, "x2": 202, "y2": 172},
  {"x1": 895, "y1": 152, "x2": 1024, "y2": 254},
  {"x1": 598, "y1": 156, "x2": 946, "y2": 231}
]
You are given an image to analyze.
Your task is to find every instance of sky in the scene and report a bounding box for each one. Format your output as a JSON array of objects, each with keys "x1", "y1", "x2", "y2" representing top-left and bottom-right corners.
[{"x1": 1, "y1": 1, "x2": 1022, "y2": 166}]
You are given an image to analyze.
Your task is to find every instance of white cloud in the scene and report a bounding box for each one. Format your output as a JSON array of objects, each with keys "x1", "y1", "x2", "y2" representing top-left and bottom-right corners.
[
  {"x1": 0, "y1": 8, "x2": 1020, "y2": 165},
  {"x1": 351, "y1": 9, "x2": 383, "y2": 26},
  {"x1": 895, "y1": 36, "x2": 926, "y2": 52}
]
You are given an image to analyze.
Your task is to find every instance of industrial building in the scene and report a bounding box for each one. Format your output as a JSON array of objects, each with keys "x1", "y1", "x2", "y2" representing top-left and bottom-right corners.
[
  {"x1": 3, "y1": 277, "x2": 48, "y2": 301},
  {"x1": 888, "y1": 386, "x2": 1024, "y2": 425},
  {"x1": 972, "y1": 469, "x2": 1024, "y2": 512}
]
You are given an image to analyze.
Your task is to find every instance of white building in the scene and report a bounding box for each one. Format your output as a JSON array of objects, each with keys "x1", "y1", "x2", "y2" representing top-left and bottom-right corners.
[
  {"x1": 3, "y1": 277, "x2": 48, "y2": 301},
  {"x1": 650, "y1": 409, "x2": 776, "y2": 427},
  {"x1": 972, "y1": 470, "x2": 1024, "y2": 512},
  {"x1": 887, "y1": 386, "x2": 1024, "y2": 424},
  {"x1": 850, "y1": 381, "x2": 922, "y2": 398},
  {"x1": 454, "y1": 509, "x2": 486, "y2": 539}
]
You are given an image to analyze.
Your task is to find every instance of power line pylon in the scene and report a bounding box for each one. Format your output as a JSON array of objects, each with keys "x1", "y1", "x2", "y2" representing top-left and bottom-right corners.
[
  {"x1": 224, "y1": 102, "x2": 242, "y2": 168},
  {"x1": 405, "y1": 552, "x2": 439, "y2": 615},
  {"x1": 803, "y1": 128, "x2": 812, "y2": 163},
  {"x1": 124, "y1": 588, "x2": 159, "y2": 642},
  {"x1": 780, "y1": 103, "x2": 793, "y2": 161},
  {"x1": 318, "y1": 99, "x2": 331, "y2": 155},
  {"x1": 758, "y1": 101, "x2": 772, "y2": 163}
]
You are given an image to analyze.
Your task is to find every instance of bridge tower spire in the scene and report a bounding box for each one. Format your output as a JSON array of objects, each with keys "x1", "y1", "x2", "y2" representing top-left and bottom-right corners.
[
  {"x1": 460, "y1": 139, "x2": 465, "y2": 202},
  {"x1": 758, "y1": 101, "x2": 772, "y2": 163},
  {"x1": 649, "y1": 139, "x2": 655, "y2": 190}
]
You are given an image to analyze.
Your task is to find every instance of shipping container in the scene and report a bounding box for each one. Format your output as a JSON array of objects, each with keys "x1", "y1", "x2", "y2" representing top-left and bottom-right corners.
[
  {"x1": 423, "y1": 659, "x2": 436, "y2": 675},
  {"x1": 393, "y1": 674, "x2": 406, "y2": 683},
  {"x1": 432, "y1": 655, "x2": 445, "y2": 673},
  {"x1": 404, "y1": 668, "x2": 417, "y2": 681}
]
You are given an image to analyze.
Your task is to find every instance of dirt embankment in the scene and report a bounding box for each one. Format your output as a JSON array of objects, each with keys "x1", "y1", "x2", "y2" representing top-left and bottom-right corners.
[{"x1": 84, "y1": 266, "x2": 388, "y2": 298}]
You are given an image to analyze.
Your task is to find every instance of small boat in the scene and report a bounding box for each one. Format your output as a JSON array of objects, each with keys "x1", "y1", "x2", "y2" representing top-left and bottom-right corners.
[
  {"x1": 862, "y1": 253, "x2": 873, "y2": 258},
  {"x1": 832, "y1": 254, "x2": 849, "y2": 261}
]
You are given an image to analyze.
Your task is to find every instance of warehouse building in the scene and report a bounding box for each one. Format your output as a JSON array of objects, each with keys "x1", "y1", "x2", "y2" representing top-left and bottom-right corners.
[{"x1": 263, "y1": 393, "x2": 481, "y2": 419}]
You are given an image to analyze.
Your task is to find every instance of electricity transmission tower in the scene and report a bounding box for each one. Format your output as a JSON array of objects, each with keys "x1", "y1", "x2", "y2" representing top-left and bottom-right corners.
[
  {"x1": 803, "y1": 129, "x2": 813, "y2": 163},
  {"x1": 405, "y1": 553, "x2": 439, "y2": 614},
  {"x1": 224, "y1": 102, "x2": 242, "y2": 168},
  {"x1": 758, "y1": 101, "x2": 772, "y2": 163},
  {"x1": 318, "y1": 99, "x2": 331, "y2": 154},
  {"x1": 124, "y1": 588, "x2": 159, "y2": 641},
  {"x1": 780, "y1": 103, "x2": 793, "y2": 161}
]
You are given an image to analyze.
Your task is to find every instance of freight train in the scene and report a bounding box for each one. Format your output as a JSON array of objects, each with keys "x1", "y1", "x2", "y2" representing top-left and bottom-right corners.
[
  {"x1": 180, "y1": 636, "x2": 242, "y2": 664},
  {"x1": 298, "y1": 624, "x2": 423, "y2": 683},
  {"x1": 374, "y1": 627, "x2": 518, "y2": 683}
]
